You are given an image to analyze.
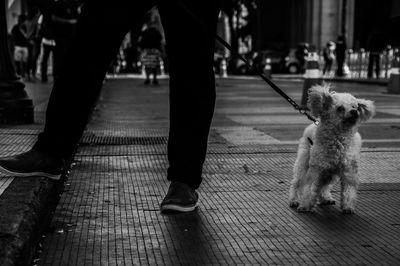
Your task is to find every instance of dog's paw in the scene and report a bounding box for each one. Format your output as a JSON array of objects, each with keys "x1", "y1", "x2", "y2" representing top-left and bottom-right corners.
[
  {"x1": 342, "y1": 208, "x2": 355, "y2": 214},
  {"x1": 289, "y1": 201, "x2": 299, "y2": 208},
  {"x1": 297, "y1": 206, "x2": 315, "y2": 213},
  {"x1": 319, "y1": 199, "x2": 336, "y2": 205}
]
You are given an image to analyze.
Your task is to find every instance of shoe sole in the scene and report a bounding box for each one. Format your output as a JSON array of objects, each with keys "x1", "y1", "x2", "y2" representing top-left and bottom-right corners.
[{"x1": 0, "y1": 165, "x2": 61, "y2": 180}]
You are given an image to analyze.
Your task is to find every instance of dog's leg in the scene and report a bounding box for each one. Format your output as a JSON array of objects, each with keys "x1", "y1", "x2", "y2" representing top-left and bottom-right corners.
[
  {"x1": 289, "y1": 137, "x2": 310, "y2": 208},
  {"x1": 340, "y1": 172, "x2": 359, "y2": 214},
  {"x1": 319, "y1": 177, "x2": 336, "y2": 205},
  {"x1": 289, "y1": 179, "x2": 300, "y2": 208},
  {"x1": 297, "y1": 168, "x2": 323, "y2": 213}
]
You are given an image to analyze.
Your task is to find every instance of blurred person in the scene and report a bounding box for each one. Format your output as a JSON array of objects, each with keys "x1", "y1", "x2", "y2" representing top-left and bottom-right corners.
[
  {"x1": 322, "y1": 41, "x2": 335, "y2": 76},
  {"x1": 139, "y1": 23, "x2": 163, "y2": 85},
  {"x1": 335, "y1": 35, "x2": 347, "y2": 77},
  {"x1": 24, "y1": 8, "x2": 41, "y2": 80},
  {"x1": 38, "y1": 8, "x2": 56, "y2": 82},
  {"x1": 11, "y1": 15, "x2": 29, "y2": 78},
  {"x1": 295, "y1": 42, "x2": 309, "y2": 73},
  {"x1": 0, "y1": 0, "x2": 222, "y2": 213},
  {"x1": 51, "y1": 0, "x2": 79, "y2": 79},
  {"x1": 367, "y1": 30, "x2": 385, "y2": 79}
]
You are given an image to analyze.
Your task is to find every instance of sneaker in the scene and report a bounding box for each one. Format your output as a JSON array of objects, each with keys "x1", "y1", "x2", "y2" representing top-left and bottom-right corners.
[
  {"x1": 0, "y1": 149, "x2": 63, "y2": 180},
  {"x1": 160, "y1": 182, "x2": 199, "y2": 212}
]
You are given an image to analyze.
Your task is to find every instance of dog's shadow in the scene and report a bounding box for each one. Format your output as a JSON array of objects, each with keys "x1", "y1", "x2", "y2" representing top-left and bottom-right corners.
[{"x1": 289, "y1": 196, "x2": 375, "y2": 240}]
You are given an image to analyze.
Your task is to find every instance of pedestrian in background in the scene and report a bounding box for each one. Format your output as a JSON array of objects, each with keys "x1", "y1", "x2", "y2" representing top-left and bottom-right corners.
[
  {"x1": 139, "y1": 22, "x2": 163, "y2": 85},
  {"x1": 295, "y1": 42, "x2": 309, "y2": 74},
  {"x1": 11, "y1": 14, "x2": 29, "y2": 78},
  {"x1": 335, "y1": 35, "x2": 346, "y2": 77},
  {"x1": 0, "y1": 0, "x2": 222, "y2": 213},
  {"x1": 38, "y1": 8, "x2": 56, "y2": 83},
  {"x1": 367, "y1": 30, "x2": 385, "y2": 79},
  {"x1": 322, "y1": 41, "x2": 335, "y2": 76},
  {"x1": 24, "y1": 8, "x2": 41, "y2": 80}
]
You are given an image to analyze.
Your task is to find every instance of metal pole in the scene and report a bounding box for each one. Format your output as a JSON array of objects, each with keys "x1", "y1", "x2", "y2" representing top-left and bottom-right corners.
[{"x1": 0, "y1": 0, "x2": 34, "y2": 124}]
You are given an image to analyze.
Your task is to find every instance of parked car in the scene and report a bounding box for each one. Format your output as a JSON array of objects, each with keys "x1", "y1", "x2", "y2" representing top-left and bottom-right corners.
[
  {"x1": 254, "y1": 49, "x2": 301, "y2": 74},
  {"x1": 228, "y1": 48, "x2": 301, "y2": 75}
]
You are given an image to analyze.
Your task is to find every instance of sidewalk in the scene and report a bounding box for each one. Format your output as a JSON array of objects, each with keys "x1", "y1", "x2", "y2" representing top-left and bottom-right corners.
[
  {"x1": 0, "y1": 82, "x2": 63, "y2": 265},
  {"x1": 1, "y1": 77, "x2": 400, "y2": 265}
]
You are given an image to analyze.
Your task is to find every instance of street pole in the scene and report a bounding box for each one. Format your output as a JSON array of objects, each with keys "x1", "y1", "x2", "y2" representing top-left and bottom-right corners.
[{"x1": 0, "y1": 0, "x2": 34, "y2": 124}]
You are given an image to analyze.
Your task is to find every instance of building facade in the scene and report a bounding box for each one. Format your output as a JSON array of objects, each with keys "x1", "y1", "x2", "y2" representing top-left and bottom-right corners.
[
  {"x1": 6, "y1": 0, "x2": 399, "y2": 50},
  {"x1": 253, "y1": 0, "x2": 398, "y2": 51}
]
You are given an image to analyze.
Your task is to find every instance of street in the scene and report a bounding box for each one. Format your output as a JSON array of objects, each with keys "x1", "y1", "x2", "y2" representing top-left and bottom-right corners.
[
  {"x1": 18, "y1": 77, "x2": 398, "y2": 265},
  {"x1": 2, "y1": 0, "x2": 400, "y2": 264}
]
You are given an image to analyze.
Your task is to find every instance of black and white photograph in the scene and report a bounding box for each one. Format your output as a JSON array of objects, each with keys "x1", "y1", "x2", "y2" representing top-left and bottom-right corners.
[{"x1": 0, "y1": 0, "x2": 399, "y2": 265}]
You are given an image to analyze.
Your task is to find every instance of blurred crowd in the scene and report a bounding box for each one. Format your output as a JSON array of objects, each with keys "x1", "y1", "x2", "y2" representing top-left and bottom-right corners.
[
  {"x1": 9, "y1": 0, "x2": 81, "y2": 82},
  {"x1": 8, "y1": 2, "x2": 399, "y2": 81},
  {"x1": 8, "y1": 1, "x2": 166, "y2": 85}
]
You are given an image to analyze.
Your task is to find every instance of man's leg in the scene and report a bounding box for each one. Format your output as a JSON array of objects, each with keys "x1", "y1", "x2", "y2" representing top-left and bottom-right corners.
[
  {"x1": 0, "y1": 0, "x2": 156, "y2": 179},
  {"x1": 158, "y1": 0, "x2": 221, "y2": 211},
  {"x1": 34, "y1": 0, "x2": 156, "y2": 160}
]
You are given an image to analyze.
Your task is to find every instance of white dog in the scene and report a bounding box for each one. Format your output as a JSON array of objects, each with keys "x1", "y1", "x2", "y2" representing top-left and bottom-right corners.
[{"x1": 289, "y1": 85, "x2": 375, "y2": 214}]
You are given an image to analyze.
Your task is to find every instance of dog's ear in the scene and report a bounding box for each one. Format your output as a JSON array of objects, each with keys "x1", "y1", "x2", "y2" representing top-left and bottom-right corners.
[
  {"x1": 307, "y1": 85, "x2": 333, "y2": 117},
  {"x1": 357, "y1": 99, "x2": 376, "y2": 122}
]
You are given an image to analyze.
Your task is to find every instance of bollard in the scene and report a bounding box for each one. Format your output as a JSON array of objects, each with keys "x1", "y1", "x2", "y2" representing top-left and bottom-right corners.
[
  {"x1": 347, "y1": 49, "x2": 354, "y2": 77},
  {"x1": 220, "y1": 57, "x2": 228, "y2": 78},
  {"x1": 160, "y1": 60, "x2": 165, "y2": 76},
  {"x1": 300, "y1": 51, "x2": 322, "y2": 107},
  {"x1": 263, "y1": 57, "x2": 272, "y2": 79},
  {"x1": 387, "y1": 51, "x2": 400, "y2": 94}
]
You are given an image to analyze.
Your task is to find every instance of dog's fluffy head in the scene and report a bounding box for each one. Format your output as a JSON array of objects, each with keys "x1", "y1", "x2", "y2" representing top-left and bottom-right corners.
[{"x1": 307, "y1": 85, "x2": 376, "y2": 128}]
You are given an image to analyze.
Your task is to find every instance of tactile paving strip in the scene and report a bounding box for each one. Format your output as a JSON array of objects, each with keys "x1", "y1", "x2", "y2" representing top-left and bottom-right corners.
[
  {"x1": 37, "y1": 151, "x2": 400, "y2": 265},
  {"x1": 80, "y1": 135, "x2": 167, "y2": 146}
]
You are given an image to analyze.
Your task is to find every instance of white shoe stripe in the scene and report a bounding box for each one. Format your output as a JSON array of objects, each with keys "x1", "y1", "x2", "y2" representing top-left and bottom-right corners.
[{"x1": 0, "y1": 165, "x2": 61, "y2": 180}]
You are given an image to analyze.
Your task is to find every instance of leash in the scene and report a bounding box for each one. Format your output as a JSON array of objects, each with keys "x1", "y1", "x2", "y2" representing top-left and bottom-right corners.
[
  {"x1": 215, "y1": 35, "x2": 318, "y2": 124},
  {"x1": 174, "y1": 1, "x2": 318, "y2": 124}
]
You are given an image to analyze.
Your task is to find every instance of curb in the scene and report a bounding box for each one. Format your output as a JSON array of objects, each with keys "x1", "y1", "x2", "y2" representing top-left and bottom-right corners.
[
  {"x1": 322, "y1": 77, "x2": 388, "y2": 86},
  {"x1": 272, "y1": 74, "x2": 389, "y2": 85},
  {"x1": 0, "y1": 177, "x2": 60, "y2": 265},
  {"x1": 0, "y1": 177, "x2": 65, "y2": 266},
  {"x1": 107, "y1": 73, "x2": 389, "y2": 86},
  {"x1": 0, "y1": 166, "x2": 70, "y2": 266}
]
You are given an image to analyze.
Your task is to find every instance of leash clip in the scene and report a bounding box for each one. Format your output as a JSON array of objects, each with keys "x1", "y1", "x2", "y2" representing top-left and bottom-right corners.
[{"x1": 296, "y1": 107, "x2": 319, "y2": 125}]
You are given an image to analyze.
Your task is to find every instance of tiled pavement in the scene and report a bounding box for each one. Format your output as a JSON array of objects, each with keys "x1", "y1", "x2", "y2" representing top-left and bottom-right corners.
[
  {"x1": 36, "y1": 78, "x2": 400, "y2": 265},
  {"x1": 1, "y1": 78, "x2": 400, "y2": 265}
]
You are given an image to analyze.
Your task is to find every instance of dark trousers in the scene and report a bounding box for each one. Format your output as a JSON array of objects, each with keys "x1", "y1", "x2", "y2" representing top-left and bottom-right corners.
[
  {"x1": 323, "y1": 59, "x2": 333, "y2": 75},
  {"x1": 53, "y1": 37, "x2": 73, "y2": 78},
  {"x1": 40, "y1": 43, "x2": 55, "y2": 81},
  {"x1": 367, "y1": 53, "x2": 380, "y2": 78},
  {"x1": 33, "y1": 0, "x2": 221, "y2": 189},
  {"x1": 336, "y1": 56, "x2": 345, "y2": 77}
]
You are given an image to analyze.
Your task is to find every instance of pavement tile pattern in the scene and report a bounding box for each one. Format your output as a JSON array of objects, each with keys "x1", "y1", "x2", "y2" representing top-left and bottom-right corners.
[{"x1": 35, "y1": 79, "x2": 400, "y2": 265}]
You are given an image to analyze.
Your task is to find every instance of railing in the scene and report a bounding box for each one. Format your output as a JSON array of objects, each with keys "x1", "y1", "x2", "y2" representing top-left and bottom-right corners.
[{"x1": 319, "y1": 47, "x2": 398, "y2": 79}]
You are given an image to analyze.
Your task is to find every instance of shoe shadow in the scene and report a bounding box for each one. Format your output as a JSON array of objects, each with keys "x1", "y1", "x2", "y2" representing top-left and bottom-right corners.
[{"x1": 160, "y1": 209, "x2": 214, "y2": 263}]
